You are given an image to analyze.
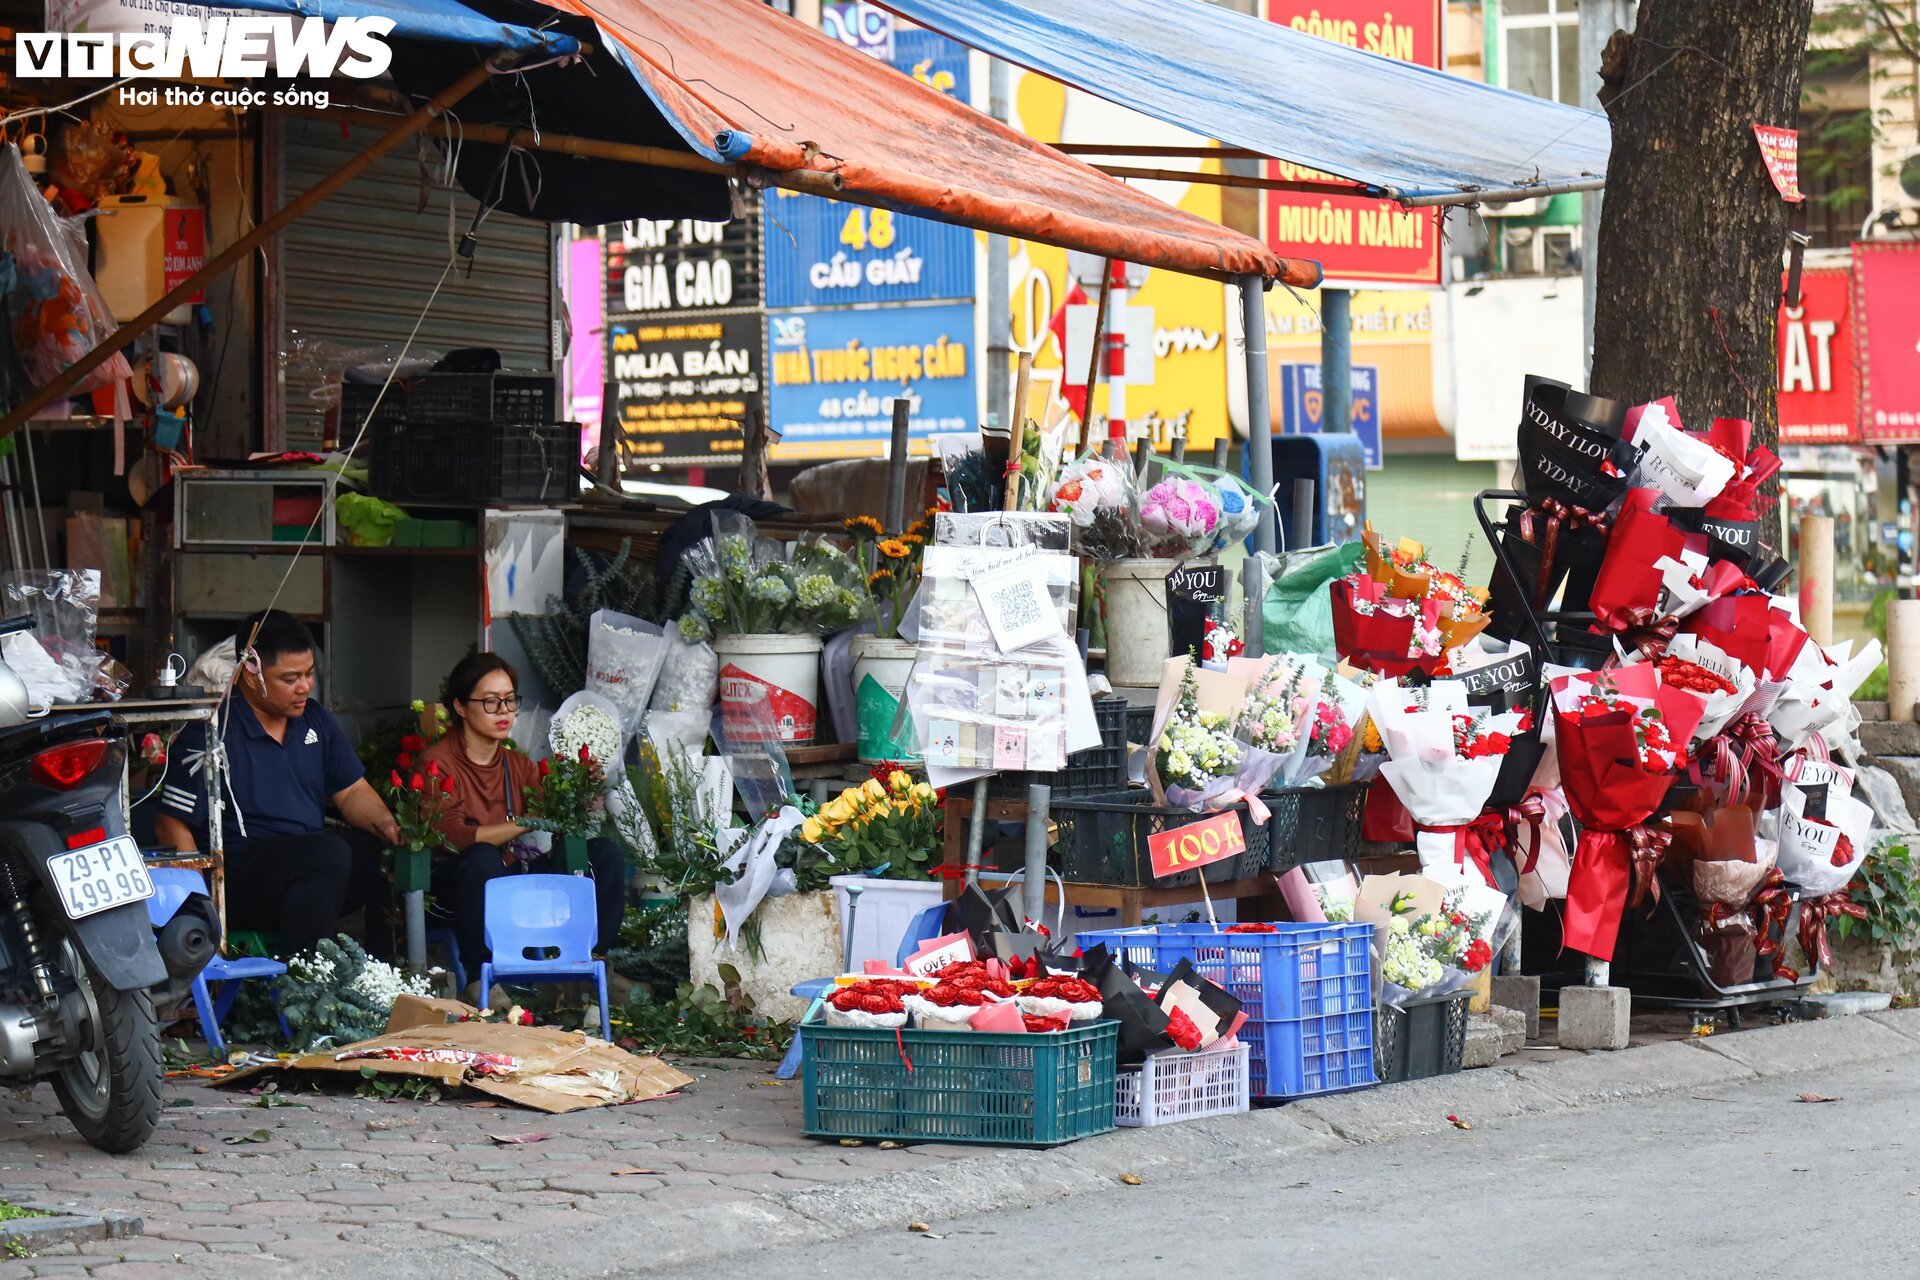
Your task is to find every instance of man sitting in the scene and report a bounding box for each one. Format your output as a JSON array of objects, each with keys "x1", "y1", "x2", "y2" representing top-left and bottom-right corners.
[{"x1": 156, "y1": 610, "x2": 399, "y2": 955}]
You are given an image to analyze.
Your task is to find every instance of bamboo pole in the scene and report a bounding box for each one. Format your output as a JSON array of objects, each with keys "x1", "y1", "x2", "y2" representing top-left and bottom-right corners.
[
  {"x1": 1085, "y1": 262, "x2": 1114, "y2": 457},
  {"x1": 0, "y1": 61, "x2": 499, "y2": 439},
  {"x1": 1004, "y1": 348, "x2": 1034, "y2": 513},
  {"x1": 1093, "y1": 165, "x2": 1365, "y2": 197}
]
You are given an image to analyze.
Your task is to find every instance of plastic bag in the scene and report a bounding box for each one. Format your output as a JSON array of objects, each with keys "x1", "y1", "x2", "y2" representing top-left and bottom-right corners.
[
  {"x1": 1049, "y1": 448, "x2": 1142, "y2": 560},
  {"x1": 1, "y1": 145, "x2": 131, "y2": 397},
  {"x1": 2, "y1": 570, "x2": 103, "y2": 703},
  {"x1": 585, "y1": 609, "x2": 667, "y2": 744},
  {"x1": 651, "y1": 627, "x2": 718, "y2": 715},
  {"x1": 1261, "y1": 542, "x2": 1367, "y2": 661}
]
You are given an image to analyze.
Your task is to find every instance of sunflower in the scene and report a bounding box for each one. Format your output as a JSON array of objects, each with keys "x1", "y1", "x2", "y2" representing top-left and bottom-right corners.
[
  {"x1": 867, "y1": 568, "x2": 895, "y2": 589},
  {"x1": 843, "y1": 514, "x2": 884, "y2": 536},
  {"x1": 877, "y1": 538, "x2": 912, "y2": 560},
  {"x1": 899, "y1": 533, "x2": 925, "y2": 547}
]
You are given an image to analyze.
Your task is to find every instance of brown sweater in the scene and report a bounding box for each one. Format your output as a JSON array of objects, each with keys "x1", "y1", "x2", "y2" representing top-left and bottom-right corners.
[{"x1": 419, "y1": 736, "x2": 542, "y2": 851}]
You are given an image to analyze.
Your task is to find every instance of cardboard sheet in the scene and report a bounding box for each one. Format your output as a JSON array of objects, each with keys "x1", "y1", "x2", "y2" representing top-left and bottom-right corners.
[{"x1": 221, "y1": 997, "x2": 692, "y2": 1114}]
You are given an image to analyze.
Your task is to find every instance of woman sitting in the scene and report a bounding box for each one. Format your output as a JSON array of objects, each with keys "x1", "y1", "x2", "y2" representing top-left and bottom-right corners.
[{"x1": 419, "y1": 653, "x2": 626, "y2": 985}]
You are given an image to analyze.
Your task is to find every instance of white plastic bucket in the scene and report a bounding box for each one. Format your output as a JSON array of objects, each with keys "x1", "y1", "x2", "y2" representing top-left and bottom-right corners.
[
  {"x1": 830, "y1": 875, "x2": 946, "y2": 969},
  {"x1": 850, "y1": 635, "x2": 919, "y2": 763},
  {"x1": 713, "y1": 632, "x2": 824, "y2": 745},
  {"x1": 1101, "y1": 557, "x2": 1183, "y2": 687}
]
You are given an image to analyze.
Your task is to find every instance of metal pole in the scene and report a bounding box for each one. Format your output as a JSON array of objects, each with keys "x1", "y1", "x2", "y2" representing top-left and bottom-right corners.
[
  {"x1": 1321, "y1": 288, "x2": 1352, "y2": 436},
  {"x1": 1212, "y1": 439, "x2": 1229, "y2": 470},
  {"x1": 1240, "y1": 275, "x2": 1276, "y2": 554},
  {"x1": 965, "y1": 777, "x2": 991, "y2": 887},
  {"x1": 842, "y1": 884, "x2": 863, "y2": 971},
  {"x1": 1023, "y1": 783, "x2": 1051, "y2": 925},
  {"x1": 885, "y1": 398, "x2": 911, "y2": 533},
  {"x1": 1293, "y1": 478, "x2": 1317, "y2": 551},
  {"x1": 985, "y1": 56, "x2": 1012, "y2": 432},
  {"x1": 405, "y1": 890, "x2": 427, "y2": 973},
  {"x1": 1241, "y1": 555, "x2": 1265, "y2": 659}
]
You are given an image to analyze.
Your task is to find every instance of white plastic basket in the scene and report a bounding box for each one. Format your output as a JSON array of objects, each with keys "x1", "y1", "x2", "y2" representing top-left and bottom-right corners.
[{"x1": 1113, "y1": 1039, "x2": 1251, "y2": 1127}]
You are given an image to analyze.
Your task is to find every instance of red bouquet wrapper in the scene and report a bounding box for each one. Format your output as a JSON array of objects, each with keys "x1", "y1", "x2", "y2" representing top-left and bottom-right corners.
[
  {"x1": 1362, "y1": 775, "x2": 1415, "y2": 843},
  {"x1": 1330, "y1": 576, "x2": 1438, "y2": 678},
  {"x1": 1590, "y1": 490, "x2": 1700, "y2": 633},
  {"x1": 1681, "y1": 594, "x2": 1775, "y2": 678},
  {"x1": 1554, "y1": 704, "x2": 1680, "y2": 961}
]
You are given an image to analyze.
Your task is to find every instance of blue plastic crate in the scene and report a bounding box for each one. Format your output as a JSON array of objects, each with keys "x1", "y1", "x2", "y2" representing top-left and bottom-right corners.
[{"x1": 1076, "y1": 922, "x2": 1377, "y2": 1099}]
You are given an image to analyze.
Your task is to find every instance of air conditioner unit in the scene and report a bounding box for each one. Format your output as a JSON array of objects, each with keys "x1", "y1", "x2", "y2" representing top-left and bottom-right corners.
[
  {"x1": 1481, "y1": 197, "x2": 1546, "y2": 218},
  {"x1": 1900, "y1": 149, "x2": 1920, "y2": 205}
]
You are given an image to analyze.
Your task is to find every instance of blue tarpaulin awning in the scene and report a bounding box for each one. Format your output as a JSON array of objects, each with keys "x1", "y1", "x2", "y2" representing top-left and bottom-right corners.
[
  {"x1": 189, "y1": 0, "x2": 578, "y2": 58},
  {"x1": 874, "y1": 0, "x2": 1609, "y2": 205}
]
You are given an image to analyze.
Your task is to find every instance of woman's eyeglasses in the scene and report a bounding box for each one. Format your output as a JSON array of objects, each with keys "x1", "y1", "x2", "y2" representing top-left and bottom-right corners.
[{"x1": 473, "y1": 695, "x2": 521, "y2": 714}]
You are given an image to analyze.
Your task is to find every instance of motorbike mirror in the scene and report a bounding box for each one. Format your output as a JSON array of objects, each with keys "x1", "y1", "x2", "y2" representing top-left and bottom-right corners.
[{"x1": 0, "y1": 615, "x2": 35, "y2": 638}]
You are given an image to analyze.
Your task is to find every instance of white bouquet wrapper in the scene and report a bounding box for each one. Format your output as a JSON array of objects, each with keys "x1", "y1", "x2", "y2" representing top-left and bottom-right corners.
[
  {"x1": 1015, "y1": 995, "x2": 1104, "y2": 1023},
  {"x1": 586, "y1": 609, "x2": 668, "y2": 743},
  {"x1": 1774, "y1": 782, "x2": 1873, "y2": 896},
  {"x1": 1368, "y1": 683, "x2": 1521, "y2": 879},
  {"x1": 1651, "y1": 550, "x2": 1714, "y2": 619},
  {"x1": 824, "y1": 1004, "x2": 909, "y2": 1030},
  {"x1": 904, "y1": 994, "x2": 1005, "y2": 1030},
  {"x1": 1630, "y1": 412, "x2": 1735, "y2": 508},
  {"x1": 1769, "y1": 637, "x2": 1883, "y2": 750}
]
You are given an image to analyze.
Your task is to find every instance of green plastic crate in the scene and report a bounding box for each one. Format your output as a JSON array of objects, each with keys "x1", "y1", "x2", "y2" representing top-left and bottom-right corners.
[{"x1": 801, "y1": 1014, "x2": 1118, "y2": 1147}]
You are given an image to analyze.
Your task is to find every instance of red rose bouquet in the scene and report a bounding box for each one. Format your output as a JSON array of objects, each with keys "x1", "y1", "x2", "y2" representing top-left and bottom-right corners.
[
  {"x1": 1368, "y1": 681, "x2": 1527, "y2": 890},
  {"x1": 1549, "y1": 664, "x2": 1709, "y2": 960},
  {"x1": 1016, "y1": 975, "x2": 1103, "y2": 1023},
  {"x1": 823, "y1": 979, "x2": 913, "y2": 1029}
]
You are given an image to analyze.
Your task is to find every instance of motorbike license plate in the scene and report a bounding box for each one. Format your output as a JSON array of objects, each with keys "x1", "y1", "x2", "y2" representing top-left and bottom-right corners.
[{"x1": 49, "y1": 836, "x2": 154, "y2": 920}]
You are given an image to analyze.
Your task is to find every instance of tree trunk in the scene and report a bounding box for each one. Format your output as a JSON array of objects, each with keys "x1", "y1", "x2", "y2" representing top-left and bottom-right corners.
[{"x1": 1589, "y1": 0, "x2": 1816, "y2": 469}]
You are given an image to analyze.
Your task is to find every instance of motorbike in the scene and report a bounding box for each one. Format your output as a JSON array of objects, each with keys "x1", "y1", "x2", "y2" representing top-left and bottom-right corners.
[{"x1": 0, "y1": 615, "x2": 217, "y2": 1152}]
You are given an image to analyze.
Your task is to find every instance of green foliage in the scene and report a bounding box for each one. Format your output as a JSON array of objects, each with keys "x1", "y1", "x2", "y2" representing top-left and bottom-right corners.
[
  {"x1": 1837, "y1": 838, "x2": 1920, "y2": 950},
  {"x1": 353, "y1": 1066, "x2": 443, "y2": 1103},
  {"x1": 1804, "y1": 4, "x2": 1920, "y2": 222},
  {"x1": 626, "y1": 748, "x2": 730, "y2": 897},
  {"x1": 356, "y1": 713, "x2": 418, "y2": 773},
  {"x1": 1859, "y1": 661, "x2": 1889, "y2": 702},
  {"x1": 277, "y1": 935, "x2": 432, "y2": 1050},
  {"x1": 0, "y1": 1202, "x2": 49, "y2": 1223},
  {"x1": 605, "y1": 900, "x2": 691, "y2": 994},
  {"x1": 612, "y1": 966, "x2": 791, "y2": 1061},
  {"x1": 509, "y1": 539, "x2": 659, "y2": 699},
  {"x1": 521, "y1": 752, "x2": 607, "y2": 840},
  {"x1": 335, "y1": 493, "x2": 407, "y2": 547}
]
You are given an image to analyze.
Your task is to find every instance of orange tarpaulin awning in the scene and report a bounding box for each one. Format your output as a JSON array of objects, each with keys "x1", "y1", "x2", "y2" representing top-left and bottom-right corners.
[{"x1": 533, "y1": 0, "x2": 1313, "y2": 285}]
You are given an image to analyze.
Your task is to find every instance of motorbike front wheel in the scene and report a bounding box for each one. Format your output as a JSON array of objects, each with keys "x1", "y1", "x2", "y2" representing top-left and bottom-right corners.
[{"x1": 48, "y1": 936, "x2": 161, "y2": 1154}]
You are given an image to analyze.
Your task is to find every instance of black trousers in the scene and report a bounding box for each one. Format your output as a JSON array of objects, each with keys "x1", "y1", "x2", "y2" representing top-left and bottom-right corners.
[
  {"x1": 430, "y1": 837, "x2": 627, "y2": 973},
  {"x1": 225, "y1": 829, "x2": 382, "y2": 956}
]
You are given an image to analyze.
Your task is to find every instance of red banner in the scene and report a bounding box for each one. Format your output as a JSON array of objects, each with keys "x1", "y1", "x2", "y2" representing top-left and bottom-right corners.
[
  {"x1": 1264, "y1": 0, "x2": 1444, "y2": 287},
  {"x1": 1752, "y1": 125, "x2": 1805, "y2": 203},
  {"x1": 1857, "y1": 241, "x2": 1920, "y2": 442},
  {"x1": 1147, "y1": 810, "x2": 1248, "y2": 880},
  {"x1": 1778, "y1": 267, "x2": 1856, "y2": 444},
  {"x1": 163, "y1": 208, "x2": 207, "y2": 304}
]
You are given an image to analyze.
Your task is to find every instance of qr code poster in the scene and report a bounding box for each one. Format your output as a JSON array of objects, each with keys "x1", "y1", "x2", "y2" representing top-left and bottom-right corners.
[{"x1": 973, "y1": 559, "x2": 1059, "y2": 652}]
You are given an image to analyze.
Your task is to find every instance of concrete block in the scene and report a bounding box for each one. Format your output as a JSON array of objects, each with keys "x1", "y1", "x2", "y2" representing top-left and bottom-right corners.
[
  {"x1": 1491, "y1": 974, "x2": 1541, "y2": 1039},
  {"x1": 1866, "y1": 1006, "x2": 1920, "y2": 1042},
  {"x1": 1799, "y1": 991, "x2": 1893, "y2": 1018},
  {"x1": 1462, "y1": 1008, "x2": 1526, "y2": 1069},
  {"x1": 1859, "y1": 719, "x2": 1920, "y2": 757},
  {"x1": 1557, "y1": 984, "x2": 1631, "y2": 1050},
  {"x1": 1855, "y1": 699, "x2": 1890, "y2": 722},
  {"x1": 1855, "y1": 761, "x2": 1918, "y2": 829}
]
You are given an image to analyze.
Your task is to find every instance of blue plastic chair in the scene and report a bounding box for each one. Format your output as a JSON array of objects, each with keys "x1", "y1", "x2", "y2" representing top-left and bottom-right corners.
[
  {"x1": 144, "y1": 868, "x2": 290, "y2": 1057},
  {"x1": 479, "y1": 875, "x2": 610, "y2": 1041},
  {"x1": 893, "y1": 902, "x2": 951, "y2": 967}
]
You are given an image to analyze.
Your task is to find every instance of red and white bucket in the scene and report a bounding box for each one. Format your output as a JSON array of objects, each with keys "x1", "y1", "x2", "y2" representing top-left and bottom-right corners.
[{"x1": 713, "y1": 633, "x2": 824, "y2": 745}]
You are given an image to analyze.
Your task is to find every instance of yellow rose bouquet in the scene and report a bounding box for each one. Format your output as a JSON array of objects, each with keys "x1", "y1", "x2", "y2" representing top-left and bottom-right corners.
[{"x1": 798, "y1": 769, "x2": 942, "y2": 881}]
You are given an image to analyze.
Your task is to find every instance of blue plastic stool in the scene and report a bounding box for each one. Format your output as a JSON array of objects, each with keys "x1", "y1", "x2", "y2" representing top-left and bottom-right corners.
[
  {"x1": 145, "y1": 868, "x2": 290, "y2": 1057},
  {"x1": 479, "y1": 875, "x2": 611, "y2": 1041},
  {"x1": 775, "y1": 977, "x2": 837, "y2": 1081}
]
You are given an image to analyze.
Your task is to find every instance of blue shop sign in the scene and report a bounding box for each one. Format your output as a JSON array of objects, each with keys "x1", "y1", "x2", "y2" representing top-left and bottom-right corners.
[
  {"x1": 769, "y1": 303, "x2": 976, "y2": 452},
  {"x1": 1279, "y1": 361, "x2": 1382, "y2": 469},
  {"x1": 764, "y1": 30, "x2": 975, "y2": 309}
]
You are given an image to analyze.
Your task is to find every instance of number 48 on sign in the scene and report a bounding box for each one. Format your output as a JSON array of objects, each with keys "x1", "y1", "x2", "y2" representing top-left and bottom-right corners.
[{"x1": 1147, "y1": 811, "x2": 1247, "y2": 880}]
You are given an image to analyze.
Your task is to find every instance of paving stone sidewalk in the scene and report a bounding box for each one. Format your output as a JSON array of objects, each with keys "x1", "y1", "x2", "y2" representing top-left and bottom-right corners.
[{"x1": 0, "y1": 1054, "x2": 956, "y2": 1279}]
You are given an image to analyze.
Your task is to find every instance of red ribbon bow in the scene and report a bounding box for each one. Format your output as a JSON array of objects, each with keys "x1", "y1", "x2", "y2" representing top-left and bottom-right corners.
[
  {"x1": 1424, "y1": 812, "x2": 1510, "y2": 889},
  {"x1": 1502, "y1": 793, "x2": 1549, "y2": 876},
  {"x1": 1708, "y1": 712, "x2": 1783, "y2": 811},
  {"x1": 1623, "y1": 822, "x2": 1673, "y2": 911},
  {"x1": 1797, "y1": 888, "x2": 1867, "y2": 975},
  {"x1": 1519, "y1": 499, "x2": 1611, "y2": 608},
  {"x1": 1607, "y1": 607, "x2": 1681, "y2": 665}
]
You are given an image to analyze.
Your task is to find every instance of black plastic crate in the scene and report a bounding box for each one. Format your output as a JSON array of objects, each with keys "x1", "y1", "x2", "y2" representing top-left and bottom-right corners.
[
  {"x1": 990, "y1": 695, "x2": 1129, "y2": 800},
  {"x1": 340, "y1": 371, "x2": 555, "y2": 434},
  {"x1": 1264, "y1": 781, "x2": 1369, "y2": 876},
  {"x1": 1126, "y1": 703, "x2": 1154, "y2": 749},
  {"x1": 1049, "y1": 791, "x2": 1269, "y2": 888},
  {"x1": 1375, "y1": 990, "x2": 1470, "y2": 1083},
  {"x1": 370, "y1": 419, "x2": 577, "y2": 504}
]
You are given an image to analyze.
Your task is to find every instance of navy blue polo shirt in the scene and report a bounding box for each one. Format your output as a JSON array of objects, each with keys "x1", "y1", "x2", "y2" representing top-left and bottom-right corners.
[{"x1": 159, "y1": 695, "x2": 364, "y2": 848}]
